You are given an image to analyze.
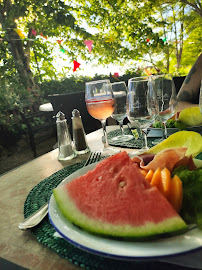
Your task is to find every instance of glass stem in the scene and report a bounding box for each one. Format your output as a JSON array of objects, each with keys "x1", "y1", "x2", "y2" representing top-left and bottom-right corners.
[
  {"x1": 119, "y1": 120, "x2": 124, "y2": 136},
  {"x1": 163, "y1": 122, "x2": 168, "y2": 139},
  {"x1": 101, "y1": 119, "x2": 109, "y2": 149},
  {"x1": 142, "y1": 128, "x2": 148, "y2": 149}
]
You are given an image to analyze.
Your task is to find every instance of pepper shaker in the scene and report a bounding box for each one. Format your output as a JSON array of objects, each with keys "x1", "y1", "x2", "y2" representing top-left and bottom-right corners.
[
  {"x1": 72, "y1": 109, "x2": 90, "y2": 154},
  {"x1": 56, "y1": 111, "x2": 76, "y2": 161}
]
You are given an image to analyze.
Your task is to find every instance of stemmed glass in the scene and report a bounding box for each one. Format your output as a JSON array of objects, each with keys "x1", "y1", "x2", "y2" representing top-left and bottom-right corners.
[
  {"x1": 152, "y1": 74, "x2": 178, "y2": 143},
  {"x1": 85, "y1": 79, "x2": 120, "y2": 156},
  {"x1": 111, "y1": 81, "x2": 134, "y2": 142},
  {"x1": 127, "y1": 76, "x2": 158, "y2": 154}
]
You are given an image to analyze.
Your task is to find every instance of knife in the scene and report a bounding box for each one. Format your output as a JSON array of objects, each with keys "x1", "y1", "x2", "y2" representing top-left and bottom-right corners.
[{"x1": 18, "y1": 202, "x2": 48, "y2": 230}]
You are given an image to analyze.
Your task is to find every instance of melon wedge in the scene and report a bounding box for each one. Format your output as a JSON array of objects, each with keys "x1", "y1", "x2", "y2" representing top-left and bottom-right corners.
[
  {"x1": 178, "y1": 107, "x2": 202, "y2": 127},
  {"x1": 53, "y1": 152, "x2": 187, "y2": 238},
  {"x1": 145, "y1": 131, "x2": 202, "y2": 157}
]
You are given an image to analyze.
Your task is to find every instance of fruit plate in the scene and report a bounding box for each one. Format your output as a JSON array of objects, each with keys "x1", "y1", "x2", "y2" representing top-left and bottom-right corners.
[{"x1": 48, "y1": 163, "x2": 202, "y2": 260}]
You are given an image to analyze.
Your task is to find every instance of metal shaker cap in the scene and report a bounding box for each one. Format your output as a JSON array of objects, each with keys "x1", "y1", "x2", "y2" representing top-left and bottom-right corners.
[
  {"x1": 72, "y1": 109, "x2": 80, "y2": 118},
  {"x1": 56, "y1": 111, "x2": 66, "y2": 121}
]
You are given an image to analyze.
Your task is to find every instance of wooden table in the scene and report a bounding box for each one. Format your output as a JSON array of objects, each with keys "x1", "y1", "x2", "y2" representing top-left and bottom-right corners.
[
  {"x1": 0, "y1": 126, "x2": 201, "y2": 270},
  {"x1": 0, "y1": 126, "x2": 133, "y2": 270}
]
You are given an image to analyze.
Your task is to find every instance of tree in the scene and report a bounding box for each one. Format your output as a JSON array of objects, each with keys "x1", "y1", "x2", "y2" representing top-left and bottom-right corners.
[
  {"x1": 0, "y1": 0, "x2": 93, "y2": 93},
  {"x1": 0, "y1": 0, "x2": 201, "y2": 94}
]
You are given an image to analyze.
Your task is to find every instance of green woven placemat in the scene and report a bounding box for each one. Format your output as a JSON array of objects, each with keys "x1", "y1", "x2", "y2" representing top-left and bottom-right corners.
[
  {"x1": 23, "y1": 162, "x2": 192, "y2": 270},
  {"x1": 107, "y1": 128, "x2": 155, "y2": 149}
]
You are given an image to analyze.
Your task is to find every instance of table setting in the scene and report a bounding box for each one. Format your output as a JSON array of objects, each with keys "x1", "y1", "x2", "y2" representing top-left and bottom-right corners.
[{"x1": 1, "y1": 76, "x2": 202, "y2": 270}]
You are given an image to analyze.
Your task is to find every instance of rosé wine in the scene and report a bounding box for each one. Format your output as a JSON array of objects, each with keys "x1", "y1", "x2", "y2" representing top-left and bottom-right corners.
[{"x1": 86, "y1": 98, "x2": 115, "y2": 120}]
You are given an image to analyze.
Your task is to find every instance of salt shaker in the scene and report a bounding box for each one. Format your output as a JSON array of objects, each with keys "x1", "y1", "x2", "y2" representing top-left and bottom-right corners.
[
  {"x1": 56, "y1": 111, "x2": 76, "y2": 161},
  {"x1": 72, "y1": 109, "x2": 90, "y2": 154}
]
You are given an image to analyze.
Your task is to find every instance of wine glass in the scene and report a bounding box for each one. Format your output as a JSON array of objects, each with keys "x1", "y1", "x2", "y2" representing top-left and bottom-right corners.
[
  {"x1": 111, "y1": 81, "x2": 134, "y2": 142},
  {"x1": 152, "y1": 74, "x2": 178, "y2": 143},
  {"x1": 127, "y1": 76, "x2": 158, "y2": 154},
  {"x1": 85, "y1": 79, "x2": 120, "y2": 156}
]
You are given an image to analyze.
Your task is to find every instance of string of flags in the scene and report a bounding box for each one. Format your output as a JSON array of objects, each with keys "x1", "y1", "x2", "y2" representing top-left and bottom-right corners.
[{"x1": 0, "y1": 27, "x2": 192, "y2": 72}]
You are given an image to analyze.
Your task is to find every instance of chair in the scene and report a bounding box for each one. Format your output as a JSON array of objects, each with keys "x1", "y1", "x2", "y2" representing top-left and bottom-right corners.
[{"x1": 48, "y1": 92, "x2": 102, "y2": 137}]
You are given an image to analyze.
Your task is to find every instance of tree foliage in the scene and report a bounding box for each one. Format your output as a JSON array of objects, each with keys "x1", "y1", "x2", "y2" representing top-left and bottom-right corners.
[{"x1": 0, "y1": 0, "x2": 201, "y2": 89}]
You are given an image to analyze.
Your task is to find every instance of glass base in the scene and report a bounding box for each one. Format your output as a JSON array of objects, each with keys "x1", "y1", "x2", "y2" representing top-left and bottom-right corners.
[
  {"x1": 101, "y1": 147, "x2": 120, "y2": 157},
  {"x1": 111, "y1": 134, "x2": 134, "y2": 142},
  {"x1": 75, "y1": 147, "x2": 90, "y2": 155}
]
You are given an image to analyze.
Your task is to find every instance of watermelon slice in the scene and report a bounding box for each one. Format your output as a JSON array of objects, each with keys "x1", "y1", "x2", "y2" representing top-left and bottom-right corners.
[{"x1": 53, "y1": 151, "x2": 187, "y2": 238}]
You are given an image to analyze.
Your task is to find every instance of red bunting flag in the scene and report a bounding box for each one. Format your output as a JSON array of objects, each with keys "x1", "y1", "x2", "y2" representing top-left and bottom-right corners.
[
  {"x1": 73, "y1": 60, "x2": 81, "y2": 72},
  {"x1": 114, "y1": 72, "x2": 119, "y2": 77},
  {"x1": 32, "y1": 29, "x2": 37, "y2": 36},
  {"x1": 40, "y1": 32, "x2": 47, "y2": 39},
  {"x1": 84, "y1": 40, "x2": 93, "y2": 53},
  {"x1": 57, "y1": 39, "x2": 63, "y2": 45}
]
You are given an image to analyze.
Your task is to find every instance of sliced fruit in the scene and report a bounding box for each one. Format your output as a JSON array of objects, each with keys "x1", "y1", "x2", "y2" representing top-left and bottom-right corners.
[
  {"x1": 53, "y1": 151, "x2": 187, "y2": 237},
  {"x1": 139, "y1": 168, "x2": 148, "y2": 177},
  {"x1": 168, "y1": 175, "x2": 183, "y2": 213},
  {"x1": 160, "y1": 167, "x2": 171, "y2": 198},
  {"x1": 150, "y1": 167, "x2": 161, "y2": 187},
  {"x1": 178, "y1": 107, "x2": 202, "y2": 127},
  {"x1": 145, "y1": 131, "x2": 202, "y2": 158},
  {"x1": 145, "y1": 169, "x2": 154, "y2": 182}
]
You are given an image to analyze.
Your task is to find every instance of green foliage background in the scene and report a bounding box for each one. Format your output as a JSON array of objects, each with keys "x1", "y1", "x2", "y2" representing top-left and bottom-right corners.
[{"x1": 0, "y1": 0, "x2": 201, "y2": 147}]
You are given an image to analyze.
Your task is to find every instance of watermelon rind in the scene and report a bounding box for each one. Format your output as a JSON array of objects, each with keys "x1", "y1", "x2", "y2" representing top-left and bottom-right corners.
[{"x1": 53, "y1": 185, "x2": 187, "y2": 238}]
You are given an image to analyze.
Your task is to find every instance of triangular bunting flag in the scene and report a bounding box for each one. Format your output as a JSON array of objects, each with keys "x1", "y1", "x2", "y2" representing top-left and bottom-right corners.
[
  {"x1": 105, "y1": 36, "x2": 114, "y2": 42},
  {"x1": 114, "y1": 72, "x2": 119, "y2": 77},
  {"x1": 73, "y1": 60, "x2": 81, "y2": 72},
  {"x1": 32, "y1": 29, "x2": 37, "y2": 36},
  {"x1": 57, "y1": 40, "x2": 63, "y2": 45},
  {"x1": 40, "y1": 32, "x2": 47, "y2": 39},
  {"x1": 14, "y1": 29, "x2": 25, "y2": 38},
  {"x1": 60, "y1": 46, "x2": 65, "y2": 53},
  {"x1": 84, "y1": 40, "x2": 93, "y2": 53}
]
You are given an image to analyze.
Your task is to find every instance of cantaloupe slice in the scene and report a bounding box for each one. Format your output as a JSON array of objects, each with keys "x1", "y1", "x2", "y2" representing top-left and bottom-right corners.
[
  {"x1": 168, "y1": 175, "x2": 183, "y2": 213},
  {"x1": 160, "y1": 167, "x2": 171, "y2": 198},
  {"x1": 150, "y1": 167, "x2": 161, "y2": 186},
  {"x1": 145, "y1": 169, "x2": 154, "y2": 182},
  {"x1": 139, "y1": 168, "x2": 148, "y2": 177}
]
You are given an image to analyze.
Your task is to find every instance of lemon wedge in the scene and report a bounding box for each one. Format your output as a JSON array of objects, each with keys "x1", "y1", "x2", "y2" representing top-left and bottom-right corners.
[
  {"x1": 145, "y1": 131, "x2": 202, "y2": 157},
  {"x1": 178, "y1": 107, "x2": 202, "y2": 127}
]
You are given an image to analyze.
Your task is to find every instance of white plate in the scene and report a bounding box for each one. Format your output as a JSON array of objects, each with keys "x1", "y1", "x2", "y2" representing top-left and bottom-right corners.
[{"x1": 48, "y1": 163, "x2": 202, "y2": 260}]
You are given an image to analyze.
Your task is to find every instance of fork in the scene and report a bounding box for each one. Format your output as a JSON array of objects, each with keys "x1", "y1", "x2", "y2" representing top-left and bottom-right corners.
[
  {"x1": 18, "y1": 151, "x2": 102, "y2": 230},
  {"x1": 84, "y1": 151, "x2": 102, "y2": 166}
]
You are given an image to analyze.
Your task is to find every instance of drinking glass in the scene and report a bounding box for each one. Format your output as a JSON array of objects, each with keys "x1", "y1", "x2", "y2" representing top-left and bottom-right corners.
[
  {"x1": 127, "y1": 76, "x2": 158, "y2": 154},
  {"x1": 85, "y1": 79, "x2": 120, "y2": 156},
  {"x1": 152, "y1": 74, "x2": 178, "y2": 143},
  {"x1": 111, "y1": 81, "x2": 134, "y2": 142},
  {"x1": 199, "y1": 79, "x2": 202, "y2": 115}
]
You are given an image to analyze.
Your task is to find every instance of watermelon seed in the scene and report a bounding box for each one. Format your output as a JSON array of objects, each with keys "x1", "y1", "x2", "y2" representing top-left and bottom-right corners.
[
  {"x1": 119, "y1": 181, "x2": 126, "y2": 188},
  {"x1": 97, "y1": 176, "x2": 102, "y2": 181}
]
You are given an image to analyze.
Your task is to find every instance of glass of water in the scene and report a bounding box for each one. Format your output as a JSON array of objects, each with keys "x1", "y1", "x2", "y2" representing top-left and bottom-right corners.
[
  {"x1": 127, "y1": 76, "x2": 158, "y2": 154},
  {"x1": 111, "y1": 81, "x2": 134, "y2": 142}
]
